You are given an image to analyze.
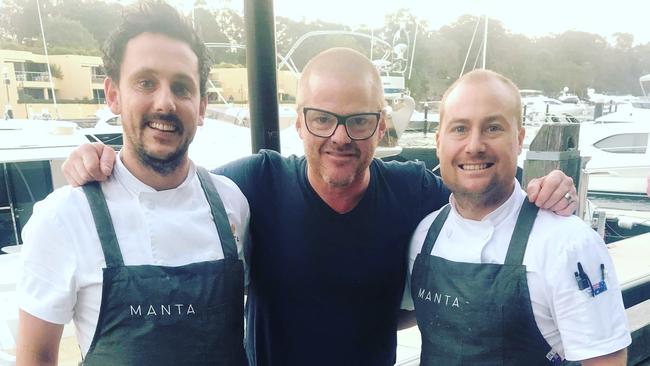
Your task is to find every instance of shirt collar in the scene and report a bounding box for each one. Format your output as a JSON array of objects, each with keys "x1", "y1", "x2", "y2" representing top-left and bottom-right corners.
[
  {"x1": 448, "y1": 179, "x2": 525, "y2": 226},
  {"x1": 114, "y1": 151, "x2": 197, "y2": 195}
]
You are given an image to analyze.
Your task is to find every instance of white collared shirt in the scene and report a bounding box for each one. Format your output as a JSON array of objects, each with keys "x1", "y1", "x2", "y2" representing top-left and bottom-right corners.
[
  {"x1": 402, "y1": 180, "x2": 631, "y2": 361},
  {"x1": 18, "y1": 156, "x2": 250, "y2": 355}
]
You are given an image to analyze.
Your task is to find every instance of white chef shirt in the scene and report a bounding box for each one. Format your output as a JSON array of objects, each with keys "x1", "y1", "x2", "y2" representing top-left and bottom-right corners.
[
  {"x1": 18, "y1": 155, "x2": 250, "y2": 356},
  {"x1": 402, "y1": 181, "x2": 631, "y2": 361}
]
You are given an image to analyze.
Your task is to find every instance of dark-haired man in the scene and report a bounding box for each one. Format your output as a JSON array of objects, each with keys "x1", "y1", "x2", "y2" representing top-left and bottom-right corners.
[{"x1": 16, "y1": 2, "x2": 249, "y2": 365}]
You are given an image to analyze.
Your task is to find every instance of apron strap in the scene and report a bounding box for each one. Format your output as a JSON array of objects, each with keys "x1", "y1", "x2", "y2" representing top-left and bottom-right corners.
[
  {"x1": 419, "y1": 204, "x2": 451, "y2": 255},
  {"x1": 504, "y1": 200, "x2": 539, "y2": 266},
  {"x1": 81, "y1": 182, "x2": 125, "y2": 267},
  {"x1": 196, "y1": 166, "x2": 238, "y2": 260}
]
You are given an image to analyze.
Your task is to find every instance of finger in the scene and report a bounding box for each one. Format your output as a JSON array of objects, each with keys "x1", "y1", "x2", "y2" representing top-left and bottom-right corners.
[
  {"x1": 63, "y1": 160, "x2": 82, "y2": 187},
  {"x1": 526, "y1": 178, "x2": 542, "y2": 202},
  {"x1": 62, "y1": 158, "x2": 81, "y2": 187},
  {"x1": 99, "y1": 145, "x2": 116, "y2": 177},
  {"x1": 72, "y1": 155, "x2": 96, "y2": 186},
  {"x1": 81, "y1": 146, "x2": 106, "y2": 182},
  {"x1": 544, "y1": 175, "x2": 577, "y2": 210},
  {"x1": 535, "y1": 171, "x2": 574, "y2": 209},
  {"x1": 549, "y1": 198, "x2": 577, "y2": 216}
]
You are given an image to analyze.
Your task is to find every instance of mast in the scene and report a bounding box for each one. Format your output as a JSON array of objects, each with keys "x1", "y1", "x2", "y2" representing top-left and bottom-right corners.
[
  {"x1": 36, "y1": 0, "x2": 59, "y2": 119},
  {"x1": 407, "y1": 21, "x2": 418, "y2": 81},
  {"x1": 482, "y1": 14, "x2": 488, "y2": 69}
]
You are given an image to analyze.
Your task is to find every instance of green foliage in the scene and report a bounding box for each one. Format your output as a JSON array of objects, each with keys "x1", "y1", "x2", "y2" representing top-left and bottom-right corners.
[
  {"x1": 43, "y1": 17, "x2": 98, "y2": 49},
  {"x1": 49, "y1": 63, "x2": 63, "y2": 79}
]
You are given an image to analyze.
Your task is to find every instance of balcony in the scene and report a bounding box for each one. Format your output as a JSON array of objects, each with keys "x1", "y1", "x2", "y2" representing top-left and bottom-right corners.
[
  {"x1": 91, "y1": 74, "x2": 106, "y2": 83},
  {"x1": 15, "y1": 71, "x2": 50, "y2": 82}
]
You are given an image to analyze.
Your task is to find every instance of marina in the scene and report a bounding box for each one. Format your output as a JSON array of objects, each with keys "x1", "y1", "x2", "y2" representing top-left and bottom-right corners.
[{"x1": 1, "y1": 0, "x2": 650, "y2": 364}]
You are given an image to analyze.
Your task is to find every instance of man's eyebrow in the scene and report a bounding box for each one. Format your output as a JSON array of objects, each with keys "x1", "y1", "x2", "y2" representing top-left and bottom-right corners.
[
  {"x1": 483, "y1": 114, "x2": 508, "y2": 124},
  {"x1": 128, "y1": 68, "x2": 156, "y2": 79},
  {"x1": 446, "y1": 118, "x2": 470, "y2": 125},
  {"x1": 128, "y1": 68, "x2": 197, "y2": 85},
  {"x1": 172, "y1": 73, "x2": 198, "y2": 86}
]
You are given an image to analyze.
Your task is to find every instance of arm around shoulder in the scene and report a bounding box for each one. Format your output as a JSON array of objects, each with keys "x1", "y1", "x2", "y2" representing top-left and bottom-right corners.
[{"x1": 16, "y1": 310, "x2": 64, "y2": 366}]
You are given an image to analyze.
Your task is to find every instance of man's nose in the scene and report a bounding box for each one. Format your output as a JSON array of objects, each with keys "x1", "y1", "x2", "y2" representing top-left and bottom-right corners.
[
  {"x1": 465, "y1": 130, "x2": 486, "y2": 154},
  {"x1": 330, "y1": 123, "x2": 352, "y2": 144},
  {"x1": 153, "y1": 86, "x2": 176, "y2": 114}
]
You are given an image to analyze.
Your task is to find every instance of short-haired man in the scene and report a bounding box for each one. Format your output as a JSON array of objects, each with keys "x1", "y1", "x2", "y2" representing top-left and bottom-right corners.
[
  {"x1": 61, "y1": 49, "x2": 577, "y2": 365},
  {"x1": 403, "y1": 69, "x2": 630, "y2": 365},
  {"x1": 16, "y1": 2, "x2": 249, "y2": 364}
]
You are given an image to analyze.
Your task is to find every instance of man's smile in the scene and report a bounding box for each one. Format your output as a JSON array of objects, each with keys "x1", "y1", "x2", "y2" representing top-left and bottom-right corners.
[
  {"x1": 147, "y1": 120, "x2": 178, "y2": 132},
  {"x1": 458, "y1": 162, "x2": 495, "y2": 171}
]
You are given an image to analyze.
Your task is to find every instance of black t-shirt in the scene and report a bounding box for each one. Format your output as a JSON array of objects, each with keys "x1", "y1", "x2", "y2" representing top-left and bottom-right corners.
[{"x1": 216, "y1": 150, "x2": 449, "y2": 366}]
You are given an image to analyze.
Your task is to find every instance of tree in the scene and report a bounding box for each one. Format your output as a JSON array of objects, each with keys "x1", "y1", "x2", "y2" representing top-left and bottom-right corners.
[
  {"x1": 43, "y1": 17, "x2": 98, "y2": 49},
  {"x1": 613, "y1": 32, "x2": 634, "y2": 50},
  {"x1": 53, "y1": 0, "x2": 122, "y2": 46}
]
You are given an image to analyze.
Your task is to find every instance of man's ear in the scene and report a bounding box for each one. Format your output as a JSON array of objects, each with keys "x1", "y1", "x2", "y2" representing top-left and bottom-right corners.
[
  {"x1": 105, "y1": 77, "x2": 121, "y2": 115},
  {"x1": 198, "y1": 96, "x2": 207, "y2": 126},
  {"x1": 517, "y1": 126, "x2": 525, "y2": 154},
  {"x1": 376, "y1": 113, "x2": 387, "y2": 140},
  {"x1": 295, "y1": 113, "x2": 305, "y2": 140}
]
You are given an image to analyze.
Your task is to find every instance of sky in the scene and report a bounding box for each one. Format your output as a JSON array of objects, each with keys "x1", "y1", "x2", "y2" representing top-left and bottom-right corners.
[{"x1": 174, "y1": 0, "x2": 650, "y2": 45}]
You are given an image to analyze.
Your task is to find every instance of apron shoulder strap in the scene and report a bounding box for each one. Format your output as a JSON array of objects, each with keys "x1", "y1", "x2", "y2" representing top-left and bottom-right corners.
[
  {"x1": 419, "y1": 204, "x2": 452, "y2": 255},
  {"x1": 196, "y1": 166, "x2": 238, "y2": 260},
  {"x1": 81, "y1": 182, "x2": 124, "y2": 267},
  {"x1": 504, "y1": 200, "x2": 539, "y2": 265}
]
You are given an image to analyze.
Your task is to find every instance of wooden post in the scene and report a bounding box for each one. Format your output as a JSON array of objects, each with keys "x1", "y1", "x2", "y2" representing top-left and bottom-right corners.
[
  {"x1": 594, "y1": 102, "x2": 604, "y2": 119},
  {"x1": 523, "y1": 123, "x2": 584, "y2": 214},
  {"x1": 422, "y1": 102, "x2": 429, "y2": 136}
]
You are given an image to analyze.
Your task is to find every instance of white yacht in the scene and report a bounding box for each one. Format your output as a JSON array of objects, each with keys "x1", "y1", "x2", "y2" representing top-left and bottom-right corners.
[{"x1": 580, "y1": 108, "x2": 650, "y2": 196}]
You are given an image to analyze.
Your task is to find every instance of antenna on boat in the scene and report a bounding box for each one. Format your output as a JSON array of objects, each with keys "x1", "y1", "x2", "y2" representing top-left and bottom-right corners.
[{"x1": 35, "y1": 0, "x2": 59, "y2": 119}]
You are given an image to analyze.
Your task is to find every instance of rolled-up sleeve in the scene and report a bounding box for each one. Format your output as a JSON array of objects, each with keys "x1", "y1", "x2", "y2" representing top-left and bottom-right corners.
[{"x1": 18, "y1": 199, "x2": 78, "y2": 325}]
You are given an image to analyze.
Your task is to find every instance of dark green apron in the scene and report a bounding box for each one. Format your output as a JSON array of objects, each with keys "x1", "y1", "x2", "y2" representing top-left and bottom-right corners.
[
  {"x1": 411, "y1": 200, "x2": 562, "y2": 365},
  {"x1": 80, "y1": 167, "x2": 246, "y2": 365}
]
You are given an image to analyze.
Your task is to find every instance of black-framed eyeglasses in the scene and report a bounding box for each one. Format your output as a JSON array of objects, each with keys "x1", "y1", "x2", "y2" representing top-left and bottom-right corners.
[{"x1": 302, "y1": 107, "x2": 381, "y2": 141}]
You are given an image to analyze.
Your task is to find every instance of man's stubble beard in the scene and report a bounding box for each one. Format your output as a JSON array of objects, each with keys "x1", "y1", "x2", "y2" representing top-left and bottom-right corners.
[
  {"x1": 449, "y1": 178, "x2": 514, "y2": 211},
  {"x1": 128, "y1": 113, "x2": 192, "y2": 176},
  {"x1": 134, "y1": 140, "x2": 189, "y2": 176}
]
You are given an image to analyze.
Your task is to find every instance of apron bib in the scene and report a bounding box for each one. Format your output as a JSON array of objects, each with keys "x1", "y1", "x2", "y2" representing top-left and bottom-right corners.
[
  {"x1": 411, "y1": 201, "x2": 560, "y2": 365},
  {"x1": 80, "y1": 167, "x2": 246, "y2": 365}
]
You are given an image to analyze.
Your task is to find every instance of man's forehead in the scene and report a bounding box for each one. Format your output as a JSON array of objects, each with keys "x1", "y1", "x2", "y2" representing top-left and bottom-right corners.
[
  {"x1": 448, "y1": 79, "x2": 517, "y2": 108},
  {"x1": 121, "y1": 33, "x2": 199, "y2": 78},
  {"x1": 303, "y1": 72, "x2": 379, "y2": 98}
]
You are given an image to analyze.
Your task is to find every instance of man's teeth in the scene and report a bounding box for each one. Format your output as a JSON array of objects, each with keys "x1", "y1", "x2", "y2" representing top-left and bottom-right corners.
[
  {"x1": 148, "y1": 121, "x2": 175, "y2": 131},
  {"x1": 461, "y1": 163, "x2": 490, "y2": 171}
]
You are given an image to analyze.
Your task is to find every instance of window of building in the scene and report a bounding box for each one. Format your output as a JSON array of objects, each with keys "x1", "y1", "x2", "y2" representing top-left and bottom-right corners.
[
  {"x1": 93, "y1": 89, "x2": 106, "y2": 104},
  {"x1": 18, "y1": 88, "x2": 46, "y2": 101}
]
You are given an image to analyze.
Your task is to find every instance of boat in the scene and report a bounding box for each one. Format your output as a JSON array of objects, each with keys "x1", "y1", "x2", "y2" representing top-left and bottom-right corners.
[
  {"x1": 206, "y1": 104, "x2": 298, "y2": 131},
  {"x1": 580, "y1": 108, "x2": 650, "y2": 197},
  {"x1": 522, "y1": 95, "x2": 591, "y2": 122}
]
